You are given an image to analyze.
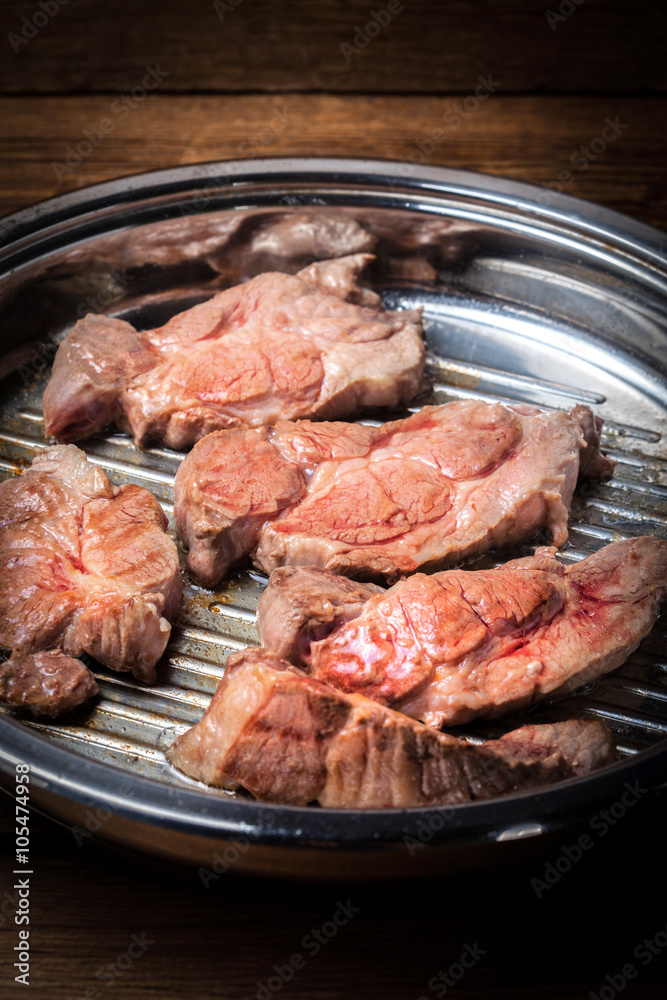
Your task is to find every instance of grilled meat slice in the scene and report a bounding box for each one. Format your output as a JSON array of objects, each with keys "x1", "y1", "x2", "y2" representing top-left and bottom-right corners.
[
  {"x1": 41, "y1": 314, "x2": 156, "y2": 444},
  {"x1": 0, "y1": 446, "x2": 181, "y2": 711},
  {"x1": 175, "y1": 427, "x2": 306, "y2": 589},
  {"x1": 256, "y1": 566, "x2": 383, "y2": 665},
  {"x1": 258, "y1": 538, "x2": 667, "y2": 727},
  {"x1": 175, "y1": 399, "x2": 613, "y2": 587},
  {"x1": 0, "y1": 650, "x2": 99, "y2": 717},
  {"x1": 166, "y1": 648, "x2": 616, "y2": 808},
  {"x1": 43, "y1": 254, "x2": 425, "y2": 449}
]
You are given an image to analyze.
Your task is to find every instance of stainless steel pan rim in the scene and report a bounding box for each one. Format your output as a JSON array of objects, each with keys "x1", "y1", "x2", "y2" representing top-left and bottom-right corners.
[
  {"x1": 0, "y1": 157, "x2": 666, "y2": 871},
  {"x1": 2, "y1": 714, "x2": 665, "y2": 850},
  {"x1": 2, "y1": 155, "x2": 666, "y2": 259}
]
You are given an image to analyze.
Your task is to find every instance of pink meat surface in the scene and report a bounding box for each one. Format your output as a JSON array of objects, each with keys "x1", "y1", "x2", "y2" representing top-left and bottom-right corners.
[
  {"x1": 175, "y1": 399, "x2": 613, "y2": 587},
  {"x1": 258, "y1": 538, "x2": 667, "y2": 727},
  {"x1": 42, "y1": 254, "x2": 425, "y2": 449},
  {"x1": 166, "y1": 647, "x2": 616, "y2": 808},
  {"x1": 0, "y1": 446, "x2": 182, "y2": 714},
  {"x1": 256, "y1": 565, "x2": 383, "y2": 665}
]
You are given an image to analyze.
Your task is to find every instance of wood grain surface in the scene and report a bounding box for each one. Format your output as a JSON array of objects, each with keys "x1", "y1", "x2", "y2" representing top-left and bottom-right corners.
[
  {"x1": 1, "y1": 786, "x2": 667, "y2": 999},
  {"x1": 1, "y1": 94, "x2": 665, "y2": 228},
  {"x1": 1, "y1": 0, "x2": 665, "y2": 94}
]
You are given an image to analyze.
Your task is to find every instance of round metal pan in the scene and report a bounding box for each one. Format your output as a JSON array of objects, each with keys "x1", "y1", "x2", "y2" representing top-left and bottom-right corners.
[{"x1": 0, "y1": 157, "x2": 666, "y2": 879}]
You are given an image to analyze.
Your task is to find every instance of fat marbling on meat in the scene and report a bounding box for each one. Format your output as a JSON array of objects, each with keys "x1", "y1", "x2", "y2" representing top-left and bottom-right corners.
[
  {"x1": 175, "y1": 399, "x2": 614, "y2": 587},
  {"x1": 0, "y1": 445, "x2": 181, "y2": 715},
  {"x1": 257, "y1": 537, "x2": 667, "y2": 727},
  {"x1": 166, "y1": 647, "x2": 616, "y2": 808},
  {"x1": 42, "y1": 254, "x2": 425, "y2": 449}
]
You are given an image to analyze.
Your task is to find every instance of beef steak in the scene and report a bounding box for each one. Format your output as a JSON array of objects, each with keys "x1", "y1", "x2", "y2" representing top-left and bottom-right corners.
[
  {"x1": 167, "y1": 647, "x2": 616, "y2": 808},
  {"x1": 175, "y1": 399, "x2": 613, "y2": 587},
  {"x1": 257, "y1": 565, "x2": 383, "y2": 665},
  {"x1": 257, "y1": 538, "x2": 667, "y2": 727},
  {"x1": 43, "y1": 254, "x2": 425, "y2": 449},
  {"x1": 0, "y1": 445, "x2": 182, "y2": 714},
  {"x1": 0, "y1": 650, "x2": 99, "y2": 717}
]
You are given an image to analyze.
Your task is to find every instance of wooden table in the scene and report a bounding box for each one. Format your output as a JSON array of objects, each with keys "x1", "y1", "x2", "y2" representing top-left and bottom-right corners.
[
  {"x1": 1, "y1": 781, "x2": 667, "y2": 998},
  {"x1": 1, "y1": 2, "x2": 667, "y2": 996},
  {"x1": 1, "y1": 94, "x2": 666, "y2": 230}
]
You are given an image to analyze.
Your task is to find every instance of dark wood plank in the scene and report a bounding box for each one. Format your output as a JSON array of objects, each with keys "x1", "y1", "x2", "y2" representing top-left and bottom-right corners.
[
  {"x1": 0, "y1": 0, "x2": 665, "y2": 95},
  {"x1": 1, "y1": 94, "x2": 664, "y2": 229},
  {"x1": 2, "y1": 791, "x2": 667, "y2": 999}
]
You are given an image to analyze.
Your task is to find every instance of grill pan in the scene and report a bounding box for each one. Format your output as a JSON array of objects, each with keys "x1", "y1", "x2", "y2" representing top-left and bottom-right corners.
[{"x1": 0, "y1": 158, "x2": 666, "y2": 879}]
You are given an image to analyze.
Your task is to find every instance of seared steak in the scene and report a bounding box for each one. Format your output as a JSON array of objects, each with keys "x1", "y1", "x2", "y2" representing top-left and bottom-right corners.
[
  {"x1": 0, "y1": 650, "x2": 99, "y2": 717},
  {"x1": 43, "y1": 254, "x2": 425, "y2": 449},
  {"x1": 0, "y1": 446, "x2": 181, "y2": 714},
  {"x1": 175, "y1": 399, "x2": 613, "y2": 587},
  {"x1": 257, "y1": 566, "x2": 383, "y2": 664},
  {"x1": 257, "y1": 538, "x2": 667, "y2": 727},
  {"x1": 167, "y1": 648, "x2": 616, "y2": 808}
]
